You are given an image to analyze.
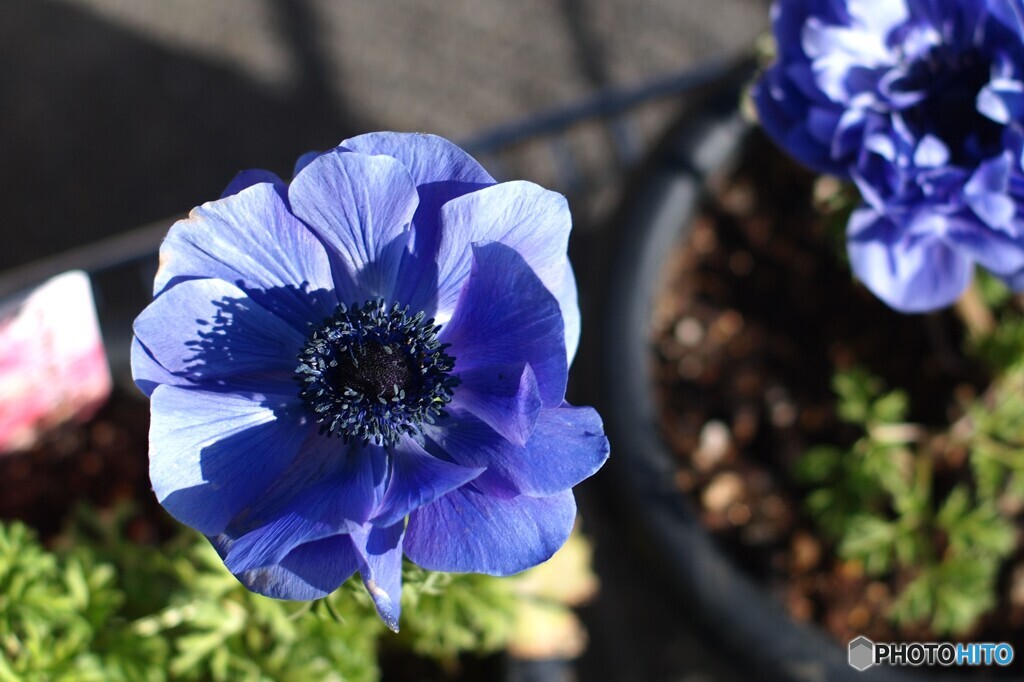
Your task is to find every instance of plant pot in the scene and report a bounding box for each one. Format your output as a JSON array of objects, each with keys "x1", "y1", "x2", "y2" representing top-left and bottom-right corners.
[{"x1": 589, "y1": 75, "x2": 1010, "y2": 680}]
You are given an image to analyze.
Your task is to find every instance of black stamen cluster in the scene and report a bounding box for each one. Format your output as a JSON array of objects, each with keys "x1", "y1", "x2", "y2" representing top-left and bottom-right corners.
[{"x1": 295, "y1": 299, "x2": 459, "y2": 445}]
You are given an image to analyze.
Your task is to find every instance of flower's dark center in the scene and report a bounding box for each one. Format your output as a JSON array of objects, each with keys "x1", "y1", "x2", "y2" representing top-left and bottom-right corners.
[
  {"x1": 295, "y1": 300, "x2": 458, "y2": 445},
  {"x1": 900, "y1": 47, "x2": 1003, "y2": 164}
]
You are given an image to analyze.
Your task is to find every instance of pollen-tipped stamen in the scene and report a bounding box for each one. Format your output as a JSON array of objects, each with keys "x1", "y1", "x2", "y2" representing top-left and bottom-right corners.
[{"x1": 295, "y1": 299, "x2": 459, "y2": 445}]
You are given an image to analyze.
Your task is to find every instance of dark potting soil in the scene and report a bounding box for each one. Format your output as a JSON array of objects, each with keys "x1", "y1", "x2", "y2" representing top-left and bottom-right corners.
[
  {"x1": 651, "y1": 130, "x2": 1024, "y2": 647},
  {"x1": 0, "y1": 392, "x2": 166, "y2": 543}
]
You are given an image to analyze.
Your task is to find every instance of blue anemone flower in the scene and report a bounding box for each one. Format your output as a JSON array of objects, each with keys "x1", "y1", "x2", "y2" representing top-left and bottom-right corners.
[
  {"x1": 754, "y1": 0, "x2": 1024, "y2": 312},
  {"x1": 131, "y1": 132, "x2": 609, "y2": 631}
]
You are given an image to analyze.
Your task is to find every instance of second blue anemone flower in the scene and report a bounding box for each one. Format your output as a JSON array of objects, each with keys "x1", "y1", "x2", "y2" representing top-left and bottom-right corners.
[{"x1": 754, "y1": 0, "x2": 1024, "y2": 312}]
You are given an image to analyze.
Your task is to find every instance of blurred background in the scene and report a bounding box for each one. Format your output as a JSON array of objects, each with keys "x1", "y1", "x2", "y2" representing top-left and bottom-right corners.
[
  {"x1": 3, "y1": 1, "x2": 769, "y2": 679},
  {"x1": 4, "y1": 0, "x2": 766, "y2": 270}
]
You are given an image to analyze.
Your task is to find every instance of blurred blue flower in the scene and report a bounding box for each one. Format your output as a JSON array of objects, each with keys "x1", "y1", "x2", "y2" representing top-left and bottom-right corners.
[
  {"x1": 131, "y1": 133, "x2": 608, "y2": 631},
  {"x1": 754, "y1": 0, "x2": 1024, "y2": 311}
]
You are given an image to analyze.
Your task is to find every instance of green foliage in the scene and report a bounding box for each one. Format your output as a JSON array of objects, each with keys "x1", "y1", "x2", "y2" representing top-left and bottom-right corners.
[
  {"x1": 397, "y1": 565, "x2": 517, "y2": 661},
  {"x1": 975, "y1": 269, "x2": 1013, "y2": 311},
  {"x1": 796, "y1": 367, "x2": 1020, "y2": 636},
  {"x1": 0, "y1": 508, "x2": 539, "y2": 681}
]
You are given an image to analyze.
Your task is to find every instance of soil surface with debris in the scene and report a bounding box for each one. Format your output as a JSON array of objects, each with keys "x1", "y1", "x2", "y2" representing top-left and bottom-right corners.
[{"x1": 651, "y1": 130, "x2": 1024, "y2": 647}]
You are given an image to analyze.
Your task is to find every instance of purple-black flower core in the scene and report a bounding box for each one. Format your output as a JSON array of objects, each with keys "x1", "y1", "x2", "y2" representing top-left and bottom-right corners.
[
  {"x1": 131, "y1": 132, "x2": 609, "y2": 631},
  {"x1": 753, "y1": 0, "x2": 1024, "y2": 312},
  {"x1": 295, "y1": 300, "x2": 459, "y2": 445}
]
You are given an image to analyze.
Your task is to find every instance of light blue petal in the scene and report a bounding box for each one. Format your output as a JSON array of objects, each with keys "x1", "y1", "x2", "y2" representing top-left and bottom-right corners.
[
  {"x1": 339, "y1": 132, "x2": 495, "y2": 186},
  {"x1": 154, "y1": 183, "x2": 337, "y2": 331},
  {"x1": 423, "y1": 404, "x2": 609, "y2": 498},
  {"x1": 216, "y1": 534, "x2": 359, "y2": 601},
  {"x1": 131, "y1": 336, "x2": 182, "y2": 397},
  {"x1": 449, "y1": 362, "x2": 543, "y2": 447},
  {"x1": 288, "y1": 150, "x2": 420, "y2": 304},
  {"x1": 370, "y1": 439, "x2": 483, "y2": 528},
  {"x1": 434, "y1": 182, "x2": 579, "y2": 363},
  {"x1": 440, "y1": 242, "x2": 567, "y2": 407},
  {"x1": 405, "y1": 487, "x2": 576, "y2": 576},
  {"x1": 351, "y1": 522, "x2": 405, "y2": 632},
  {"x1": 965, "y1": 153, "x2": 1015, "y2": 229},
  {"x1": 148, "y1": 385, "x2": 308, "y2": 536},
  {"x1": 847, "y1": 209, "x2": 972, "y2": 312},
  {"x1": 945, "y1": 216, "x2": 1024, "y2": 274},
  {"x1": 133, "y1": 278, "x2": 304, "y2": 393},
  {"x1": 913, "y1": 134, "x2": 950, "y2": 168},
  {"x1": 220, "y1": 442, "x2": 388, "y2": 573}
]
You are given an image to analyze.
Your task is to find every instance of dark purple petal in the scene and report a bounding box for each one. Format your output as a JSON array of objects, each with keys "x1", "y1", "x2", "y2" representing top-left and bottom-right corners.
[
  {"x1": 154, "y1": 184, "x2": 338, "y2": 332},
  {"x1": 133, "y1": 278, "x2": 304, "y2": 393},
  {"x1": 351, "y1": 522, "x2": 405, "y2": 632},
  {"x1": 223, "y1": 535, "x2": 360, "y2": 601},
  {"x1": 370, "y1": 438, "x2": 483, "y2": 528},
  {"x1": 148, "y1": 385, "x2": 309, "y2": 536},
  {"x1": 423, "y1": 405, "x2": 609, "y2": 498},
  {"x1": 288, "y1": 150, "x2": 420, "y2": 304},
  {"x1": 434, "y1": 182, "x2": 579, "y2": 362},
  {"x1": 405, "y1": 487, "x2": 576, "y2": 576},
  {"x1": 440, "y1": 242, "x2": 567, "y2": 407}
]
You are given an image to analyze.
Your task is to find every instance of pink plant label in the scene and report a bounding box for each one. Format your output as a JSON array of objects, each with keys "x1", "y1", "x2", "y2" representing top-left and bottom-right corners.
[{"x1": 0, "y1": 271, "x2": 112, "y2": 454}]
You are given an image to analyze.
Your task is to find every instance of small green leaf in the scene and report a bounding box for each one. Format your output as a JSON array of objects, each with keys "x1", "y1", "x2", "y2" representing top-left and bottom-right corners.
[{"x1": 838, "y1": 515, "x2": 897, "y2": 575}]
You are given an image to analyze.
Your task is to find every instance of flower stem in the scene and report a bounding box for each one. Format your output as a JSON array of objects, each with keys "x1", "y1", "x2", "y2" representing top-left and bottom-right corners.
[{"x1": 954, "y1": 281, "x2": 996, "y2": 339}]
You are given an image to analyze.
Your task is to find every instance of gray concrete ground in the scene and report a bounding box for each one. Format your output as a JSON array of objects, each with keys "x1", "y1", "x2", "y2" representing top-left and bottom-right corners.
[{"x1": 3, "y1": 1, "x2": 770, "y2": 679}]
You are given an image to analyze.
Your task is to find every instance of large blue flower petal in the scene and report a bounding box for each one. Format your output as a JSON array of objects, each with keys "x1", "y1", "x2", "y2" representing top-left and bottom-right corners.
[
  {"x1": 338, "y1": 131, "x2": 495, "y2": 255},
  {"x1": 154, "y1": 183, "x2": 337, "y2": 332},
  {"x1": 288, "y1": 150, "x2": 420, "y2": 305},
  {"x1": 964, "y1": 152, "x2": 1016, "y2": 229},
  {"x1": 148, "y1": 385, "x2": 308, "y2": 536},
  {"x1": 423, "y1": 404, "x2": 609, "y2": 499},
  {"x1": 404, "y1": 487, "x2": 576, "y2": 576},
  {"x1": 339, "y1": 132, "x2": 498, "y2": 315},
  {"x1": 370, "y1": 438, "x2": 483, "y2": 528},
  {"x1": 848, "y1": 208, "x2": 973, "y2": 311},
  {"x1": 340, "y1": 132, "x2": 495, "y2": 187},
  {"x1": 133, "y1": 278, "x2": 304, "y2": 394},
  {"x1": 449, "y1": 362, "x2": 543, "y2": 447},
  {"x1": 944, "y1": 215, "x2": 1024, "y2": 274},
  {"x1": 223, "y1": 535, "x2": 360, "y2": 601},
  {"x1": 131, "y1": 336, "x2": 183, "y2": 398},
  {"x1": 351, "y1": 522, "x2": 405, "y2": 632},
  {"x1": 441, "y1": 242, "x2": 567, "y2": 408},
  {"x1": 434, "y1": 181, "x2": 580, "y2": 362},
  {"x1": 219, "y1": 442, "x2": 388, "y2": 573}
]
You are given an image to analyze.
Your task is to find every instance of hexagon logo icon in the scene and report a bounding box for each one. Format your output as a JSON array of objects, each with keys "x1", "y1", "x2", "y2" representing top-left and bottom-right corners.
[{"x1": 849, "y1": 636, "x2": 875, "y2": 671}]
